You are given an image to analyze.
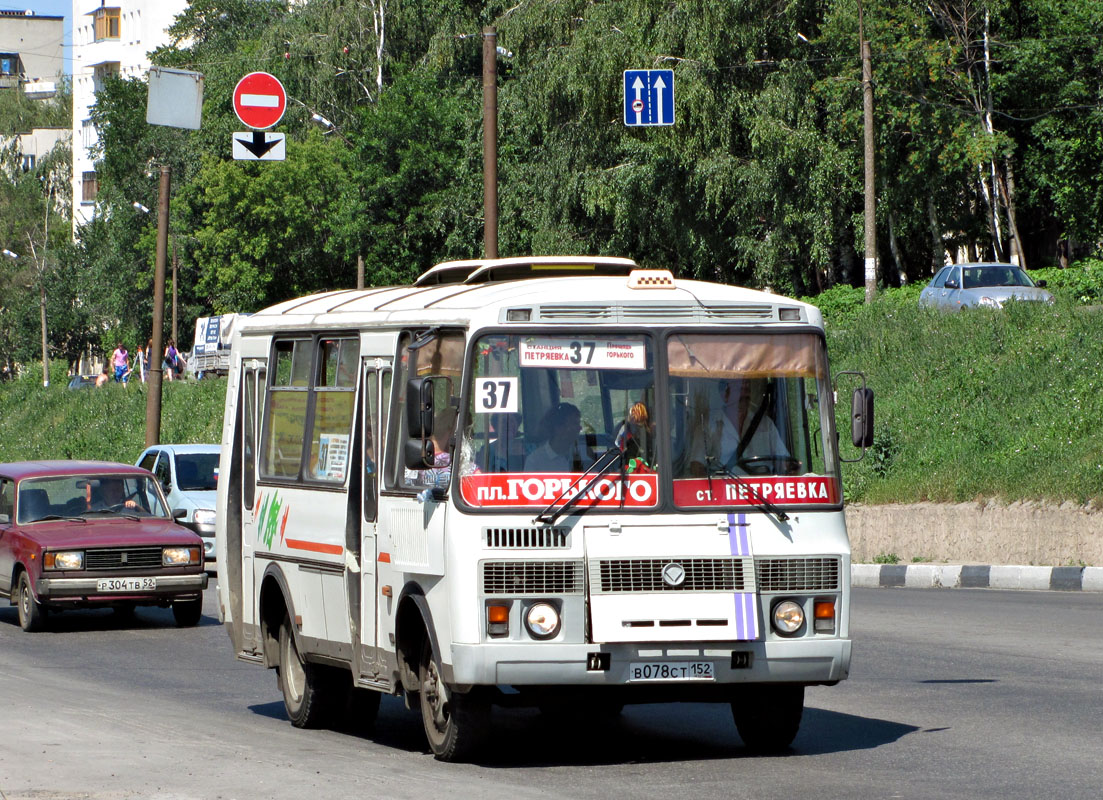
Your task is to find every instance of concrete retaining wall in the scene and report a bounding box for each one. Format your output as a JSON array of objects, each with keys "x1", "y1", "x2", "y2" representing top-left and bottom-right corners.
[{"x1": 845, "y1": 501, "x2": 1103, "y2": 567}]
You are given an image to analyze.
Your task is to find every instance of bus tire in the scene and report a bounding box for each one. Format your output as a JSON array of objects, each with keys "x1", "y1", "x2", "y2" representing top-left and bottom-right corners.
[
  {"x1": 418, "y1": 638, "x2": 488, "y2": 762},
  {"x1": 731, "y1": 684, "x2": 804, "y2": 752},
  {"x1": 17, "y1": 571, "x2": 48, "y2": 632},
  {"x1": 278, "y1": 615, "x2": 339, "y2": 728}
]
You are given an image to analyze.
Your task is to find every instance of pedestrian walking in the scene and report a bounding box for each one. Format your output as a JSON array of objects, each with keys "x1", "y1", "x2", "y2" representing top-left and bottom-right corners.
[
  {"x1": 163, "y1": 339, "x2": 178, "y2": 382},
  {"x1": 111, "y1": 343, "x2": 130, "y2": 384}
]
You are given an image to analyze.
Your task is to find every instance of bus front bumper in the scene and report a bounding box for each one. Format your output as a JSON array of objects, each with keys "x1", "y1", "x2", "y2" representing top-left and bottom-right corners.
[{"x1": 449, "y1": 638, "x2": 850, "y2": 687}]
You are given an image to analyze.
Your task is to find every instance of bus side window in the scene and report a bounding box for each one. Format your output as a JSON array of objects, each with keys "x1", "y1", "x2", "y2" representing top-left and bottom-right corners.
[
  {"x1": 363, "y1": 369, "x2": 378, "y2": 521},
  {"x1": 386, "y1": 330, "x2": 465, "y2": 492},
  {"x1": 243, "y1": 369, "x2": 261, "y2": 509}
]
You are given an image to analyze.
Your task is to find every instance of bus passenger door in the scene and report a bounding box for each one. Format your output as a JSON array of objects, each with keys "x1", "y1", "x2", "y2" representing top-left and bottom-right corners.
[{"x1": 356, "y1": 362, "x2": 389, "y2": 681}]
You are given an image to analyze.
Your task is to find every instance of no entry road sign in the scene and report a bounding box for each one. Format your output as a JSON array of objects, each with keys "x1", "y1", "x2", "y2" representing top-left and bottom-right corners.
[{"x1": 233, "y1": 72, "x2": 287, "y2": 130}]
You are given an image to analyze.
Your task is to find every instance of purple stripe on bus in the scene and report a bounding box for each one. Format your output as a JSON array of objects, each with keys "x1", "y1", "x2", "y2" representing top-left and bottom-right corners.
[{"x1": 727, "y1": 512, "x2": 750, "y2": 556}]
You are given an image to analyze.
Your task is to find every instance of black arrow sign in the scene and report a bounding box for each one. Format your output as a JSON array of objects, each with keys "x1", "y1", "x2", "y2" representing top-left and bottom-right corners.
[{"x1": 236, "y1": 131, "x2": 279, "y2": 158}]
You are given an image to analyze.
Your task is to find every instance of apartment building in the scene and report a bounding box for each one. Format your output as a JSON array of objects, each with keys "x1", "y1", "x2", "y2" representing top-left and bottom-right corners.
[
  {"x1": 0, "y1": 10, "x2": 64, "y2": 92},
  {"x1": 0, "y1": 12, "x2": 67, "y2": 180},
  {"x1": 71, "y1": 1, "x2": 188, "y2": 229}
]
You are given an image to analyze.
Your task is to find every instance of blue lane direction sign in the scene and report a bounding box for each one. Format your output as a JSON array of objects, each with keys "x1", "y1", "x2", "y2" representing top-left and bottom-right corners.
[{"x1": 623, "y1": 69, "x2": 675, "y2": 127}]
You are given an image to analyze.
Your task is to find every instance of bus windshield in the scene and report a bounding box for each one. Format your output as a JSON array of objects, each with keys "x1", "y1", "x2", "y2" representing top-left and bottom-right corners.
[
  {"x1": 457, "y1": 329, "x2": 839, "y2": 510},
  {"x1": 458, "y1": 333, "x2": 659, "y2": 509},
  {"x1": 667, "y1": 332, "x2": 839, "y2": 508}
]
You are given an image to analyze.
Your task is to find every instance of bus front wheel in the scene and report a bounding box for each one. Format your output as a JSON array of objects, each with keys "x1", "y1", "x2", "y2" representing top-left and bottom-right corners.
[
  {"x1": 278, "y1": 615, "x2": 339, "y2": 728},
  {"x1": 731, "y1": 684, "x2": 804, "y2": 752},
  {"x1": 418, "y1": 639, "x2": 488, "y2": 761}
]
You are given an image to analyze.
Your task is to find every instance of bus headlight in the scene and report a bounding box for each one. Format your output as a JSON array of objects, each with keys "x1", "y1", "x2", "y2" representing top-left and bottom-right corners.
[
  {"x1": 524, "y1": 602, "x2": 561, "y2": 640},
  {"x1": 772, "y1": 600, "x2": 804, "y2": 635}
]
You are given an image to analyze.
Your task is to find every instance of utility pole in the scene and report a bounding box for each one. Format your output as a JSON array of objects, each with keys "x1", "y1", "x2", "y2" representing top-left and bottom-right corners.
[
  {"x1": 145, "y1": 165, "x2": 170, "y2": 447},
  {"x1": 482, "y1": 26, "x2": 499, "y2": 259},
  {"x1": 357, "y1": 253, "x2": 364, "y2": 290},
  {"x1": 860, "y1": 5, "x2": 877, "y2": 303},
  {"x1": 171, "y1": 236, "x2": 178, "y2": 345}
]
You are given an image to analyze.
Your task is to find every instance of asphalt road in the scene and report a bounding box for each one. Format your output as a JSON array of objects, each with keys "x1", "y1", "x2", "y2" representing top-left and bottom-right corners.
[{"x1": 1, "y1": 587, "x2": 1100, "y2": 800}]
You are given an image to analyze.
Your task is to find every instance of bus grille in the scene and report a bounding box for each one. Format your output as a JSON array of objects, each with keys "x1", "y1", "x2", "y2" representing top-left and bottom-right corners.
[
  {"x1": 537, "y1": 304, "x2": 777, "y2": 323},
  {"x1": 485, "y1": 527, "x2": 569, "y2": 549},
  {"x1": 755, "y1": 557, "x2": 841, "y2": 591},
  {"x1": 701, "y1": 304, "x2": 774, "y2": 320},
  {"x1": 85, "y1": 547, "x2": 164, "y2": 570},
  {"x1": 481, "y1": 560, "x2": 584, "y2": 596},
  {"x1": 589, "y1": 557, "x2": 753, "y2": 593},
  {"x1": 537, "y1": 305, "x2": 616, "y2": 321}
]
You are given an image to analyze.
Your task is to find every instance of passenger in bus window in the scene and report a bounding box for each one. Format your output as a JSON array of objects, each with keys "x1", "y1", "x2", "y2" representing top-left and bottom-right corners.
[
  {"x1": 416, "y1": 432, "x2": 452, "y2": 498},
  {"x1": 524, "y1": 403, "x2": 582, "y2": 473},
  {"x1": 615, "y1": 401, "x2": 654, "y2": 465},
  {"x1": 478, "y1": 413, "x2": 525, "y2": 473},
  {"x1": 687, "y1": 378, "x2": 788, "y2": 476},
  {"x1": 417, "y1": 407, "x2": 455, "y2": 489}
]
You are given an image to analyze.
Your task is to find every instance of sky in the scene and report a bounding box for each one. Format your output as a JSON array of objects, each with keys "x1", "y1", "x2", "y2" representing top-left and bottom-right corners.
[{"x1": 4, "y1": 1, "x2": 73, "y2": 73}]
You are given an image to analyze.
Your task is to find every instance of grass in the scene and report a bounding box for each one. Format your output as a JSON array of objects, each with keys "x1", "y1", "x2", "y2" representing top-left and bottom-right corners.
[
  {"x1": 820, "y1": 276, "x2": 1103, "y2": 505},
  {"x1": 3, "y1": 260, "x2": 1103, "y2": 506},
  {"x1": 0, "y1": 367, "x2": 226, "y2": 464}
]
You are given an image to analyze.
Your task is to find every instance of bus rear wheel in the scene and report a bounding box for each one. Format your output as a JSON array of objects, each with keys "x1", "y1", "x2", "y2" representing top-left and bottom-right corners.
[
  {"x1": 731, "y1": 684, "x2": 804, "y2": 752},
  {"x1": 418, "y1": 639, "x2": 488, "y2": 762},
  {"x1": 278, "y1": 616, "x2": 339, "y2": 728}
]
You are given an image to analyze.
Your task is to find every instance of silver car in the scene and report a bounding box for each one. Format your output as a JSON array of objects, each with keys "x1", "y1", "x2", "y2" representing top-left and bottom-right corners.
[
  {"x1": 136, "y1": 444, "x2": 220, "y2": 572},
  {"x1": 919, "y1": 262, "x2": 1054, "y2": 310}
]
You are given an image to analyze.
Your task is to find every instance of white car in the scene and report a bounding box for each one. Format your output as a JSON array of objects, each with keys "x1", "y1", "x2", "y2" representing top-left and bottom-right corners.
[
  {"x1": 136, "y1": 444, "x2": 220, "y2": 572},
  {"x1": 918, "y1": 262, "x2": 1054, "y2": 310}
]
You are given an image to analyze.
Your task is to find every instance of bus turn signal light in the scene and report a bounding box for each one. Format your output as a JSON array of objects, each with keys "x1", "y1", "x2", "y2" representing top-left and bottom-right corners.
[
  {"x1": 814, "y1": 600, "x2": 836, "y2": 633},
  {"x1": 487, "y1": 604, "x2": 509, "y2": 637}
]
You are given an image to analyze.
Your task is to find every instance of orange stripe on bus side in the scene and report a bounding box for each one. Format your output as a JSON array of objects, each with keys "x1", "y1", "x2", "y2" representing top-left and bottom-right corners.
[{"x1": 285, "y1": 539, "x2": 344, "y2": 555}]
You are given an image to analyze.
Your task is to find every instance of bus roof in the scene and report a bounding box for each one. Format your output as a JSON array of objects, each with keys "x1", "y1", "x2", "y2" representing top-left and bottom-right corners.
[
  {"x1": 240, "y1": 261, "x2": 822, "y2": 332},
  {"x1": 413, "y1": 256, "x2": 641, "y2": 286}
]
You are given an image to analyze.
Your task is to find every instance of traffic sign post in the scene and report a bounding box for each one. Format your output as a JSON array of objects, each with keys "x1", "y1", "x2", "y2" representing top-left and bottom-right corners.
[
  {"x1": 232, "y1": 72, "x2": 287, "y2": 130},
  {"x1": 623, "y1": 69, "x2": 675, "y2": 127}
]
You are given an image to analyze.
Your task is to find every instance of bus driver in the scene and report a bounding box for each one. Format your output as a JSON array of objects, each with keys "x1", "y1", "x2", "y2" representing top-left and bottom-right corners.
[{"x1": 688, "y1": 378, "x2": 788, "y2": 476}]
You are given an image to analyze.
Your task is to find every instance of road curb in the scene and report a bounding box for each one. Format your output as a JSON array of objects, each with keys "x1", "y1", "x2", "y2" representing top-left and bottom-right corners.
[{"x1": 853, "y1": 564, "x2": 1103, "y2": 592}]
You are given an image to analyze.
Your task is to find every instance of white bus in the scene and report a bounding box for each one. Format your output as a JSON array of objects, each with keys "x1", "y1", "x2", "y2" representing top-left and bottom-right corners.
[{"x1": 215, "y1": 256, "x2": 873, "y2": 761}]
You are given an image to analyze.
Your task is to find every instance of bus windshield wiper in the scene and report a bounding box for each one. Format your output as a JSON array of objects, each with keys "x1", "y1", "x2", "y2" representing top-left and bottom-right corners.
[
  {"x1": 704, "y1": 456, "x2": 790, "y2": 523},
  {"x1": 535, "y1": 446, "x2": 626, "y2": 526}
]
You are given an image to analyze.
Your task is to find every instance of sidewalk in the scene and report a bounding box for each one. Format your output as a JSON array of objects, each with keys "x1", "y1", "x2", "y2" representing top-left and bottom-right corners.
[{"x1": 852, "y1": 563, "x2": 1103, "y2": 592}]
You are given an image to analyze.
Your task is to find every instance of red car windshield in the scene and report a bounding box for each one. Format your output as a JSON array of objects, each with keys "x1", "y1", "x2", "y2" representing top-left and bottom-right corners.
[{"x1": 18, "y1": 475, "x2": 169, "y2": 523}]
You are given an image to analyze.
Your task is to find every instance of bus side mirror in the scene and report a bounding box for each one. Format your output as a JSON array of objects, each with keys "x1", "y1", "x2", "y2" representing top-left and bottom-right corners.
[
  {"x1": 404, "y1": 438, "x2": 435, "y2": 470},
  {"x1": 851, "y1": 388, "x2": 874, "y2": 448},
  {"x1": 406, "y1": 377, "x2": 434, "y2": 439}
]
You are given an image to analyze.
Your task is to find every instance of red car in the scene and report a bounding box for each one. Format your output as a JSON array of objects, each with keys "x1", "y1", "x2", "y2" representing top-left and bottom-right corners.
[{"x1": 0, "y1": 460, "x2": 208, "y2": 632}]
